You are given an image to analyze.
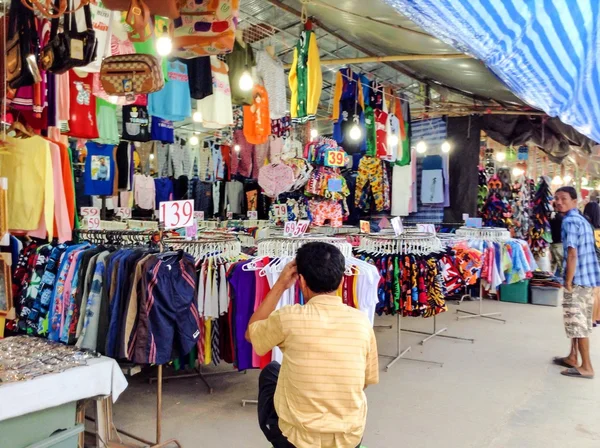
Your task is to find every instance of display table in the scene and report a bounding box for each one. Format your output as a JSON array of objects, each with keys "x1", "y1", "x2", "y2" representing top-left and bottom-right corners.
[{"x1": 0, "y1": 356, "x2": 128, "y2": 448}]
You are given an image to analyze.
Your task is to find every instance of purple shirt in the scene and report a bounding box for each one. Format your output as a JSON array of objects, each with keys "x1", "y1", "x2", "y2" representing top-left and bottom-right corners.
[{"x1": 228, "y1": 260, "x2": 257, "y2": 371}]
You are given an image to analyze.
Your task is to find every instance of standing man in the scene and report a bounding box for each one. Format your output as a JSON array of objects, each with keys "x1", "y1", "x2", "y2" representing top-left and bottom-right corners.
[
  {"x1": 246, "y1": 242, "x2": 379, "y2": 447},
  {"x1": 553, "y1": 186, "x2": 600, "y2": 379}
]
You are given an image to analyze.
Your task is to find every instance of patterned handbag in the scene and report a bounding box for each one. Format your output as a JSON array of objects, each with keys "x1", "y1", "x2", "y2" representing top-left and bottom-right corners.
[
  {"x1": 172, "y1": 0, "x2": 239, "y2": 58},
  {"x1": 100, "y1": 54, "x2": 164, "y2": 96}
]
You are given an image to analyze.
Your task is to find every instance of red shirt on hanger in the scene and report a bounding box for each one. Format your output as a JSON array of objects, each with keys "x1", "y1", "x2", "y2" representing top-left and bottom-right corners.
[
  {"x1": 374, "y1": 109, "x2": 388, "y2": 158},
  {"x1": 67, "y1": 70, "x2": 99, "y2": 139}
]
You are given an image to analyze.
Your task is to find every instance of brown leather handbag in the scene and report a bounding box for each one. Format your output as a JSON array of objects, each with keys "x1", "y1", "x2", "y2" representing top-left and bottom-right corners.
[{"x1": 100, "y1": 54, "x2": 164, "y2": 97}]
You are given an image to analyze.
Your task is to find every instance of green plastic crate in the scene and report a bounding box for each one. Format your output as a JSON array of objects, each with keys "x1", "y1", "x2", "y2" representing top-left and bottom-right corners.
[{"x1": 500, "y1": 280, "x2": 530, "y2": 304}]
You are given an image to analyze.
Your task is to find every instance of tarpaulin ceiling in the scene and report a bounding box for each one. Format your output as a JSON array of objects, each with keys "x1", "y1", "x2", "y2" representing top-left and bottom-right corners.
[{"x1": 382, "y1": 0, "x2": 600, "y2": 144}]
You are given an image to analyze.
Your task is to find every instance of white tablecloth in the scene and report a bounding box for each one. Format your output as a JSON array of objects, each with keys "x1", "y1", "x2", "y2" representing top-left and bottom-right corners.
[{"x1": 0, "y1": 356, "x2": 128, "y2": 421}]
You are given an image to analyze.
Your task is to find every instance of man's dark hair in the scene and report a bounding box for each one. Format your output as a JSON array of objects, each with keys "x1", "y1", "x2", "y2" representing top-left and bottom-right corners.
[
  {"x1": 296, "y1": 242, "x2": 345, "y2": 293},
  {"x1": 555, "y1": 186, "x2": 578, "y2": 200}
]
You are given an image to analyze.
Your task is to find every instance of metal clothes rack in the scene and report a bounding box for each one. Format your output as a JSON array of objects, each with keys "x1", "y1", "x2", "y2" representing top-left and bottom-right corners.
[
  {"x1": 76, "y1": 228, "x2": 181, "y2": 448},
  {"x1": 453, "y1": 227, "x2": 510, "y2": 323},
  {"x1": 147, "y1": 236, "x2": 245, "y2": 394}
]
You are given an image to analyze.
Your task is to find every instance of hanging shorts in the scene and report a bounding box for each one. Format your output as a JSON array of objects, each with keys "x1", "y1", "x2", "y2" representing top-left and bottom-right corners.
[
  {"x1": 138, "y1": 253, "x2": 201, "y2": 365},
  {"x1": 563, "y1": 286, "x2": 594, "y2": 338},
  {"x1": 309, "y1": 199, "x2": 343, "y2": 227}
]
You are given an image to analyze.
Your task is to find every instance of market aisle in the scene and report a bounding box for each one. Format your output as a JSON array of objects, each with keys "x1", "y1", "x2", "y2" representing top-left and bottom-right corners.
[{"x1": 112, "y1": 300, "x2": 600, "y2": 448}]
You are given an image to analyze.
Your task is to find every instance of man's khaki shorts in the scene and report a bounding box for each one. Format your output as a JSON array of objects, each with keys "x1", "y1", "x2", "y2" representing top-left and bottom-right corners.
[{"x1": 563, "y1": 286, "x2": 594, "y2": 338}]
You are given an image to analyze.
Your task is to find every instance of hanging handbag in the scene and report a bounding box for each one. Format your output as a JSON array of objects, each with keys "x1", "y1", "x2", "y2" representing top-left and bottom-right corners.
[
  {"x1": 6, "y1": 0, "x2": 40, "y2": 89},
  {"x1": 100, "y1": 54, "x2": 164, "y2": 97},
  {"x1": 172, "y1": 0, "x2": 239, "y2": 59},
  {"x1": 40, "y1": 0, "x2": 98, "y2": 74}
]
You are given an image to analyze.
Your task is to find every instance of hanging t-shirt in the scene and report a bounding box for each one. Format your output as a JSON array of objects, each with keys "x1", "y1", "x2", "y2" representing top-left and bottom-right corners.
[
  {"x1": 68, "y1": 70, "x2": 99, "y2": 139},
  {"x1": 226, "y1": 40, "x2": 256, "y2": 106},
  {"x1": 151, "y1": 116, "x2": 175, "y2": 143},
  {"x1": 94, "y1": 98, "x2": 119, "y2": 145},
  {"x1": 122, "y1": 105, "x2": 151, "y2": 142},
  {"x1": 255, "y1": 50, "x2": 287, "y2": 119},
  {"x1": 76, "y1": 0, "x2": 114, "y2": 73},
  {"x1": 148, "y1": 60, "x2": 192, "y2": 122},
  {"x1": 155, "y1": 177, "x2": 174, "y2": 207},
  {"x1": 179, "y1": 56, "x2": 213, "y2": 100},
  {"x1": 116, "y1": 141, "x2": 132, "y2": 190},
  {"x1": 243, "y1": 85, "x2": 271, "y2": 144},
  {"x1": 84, "y1": 142, "x2": 116, "y2": 196},
  {"x1": 197, "y1": 57, "x2": 234, "y2": 129},
  {"x1": 374, "y1": 109, "x2": 388, "y2": 158}
]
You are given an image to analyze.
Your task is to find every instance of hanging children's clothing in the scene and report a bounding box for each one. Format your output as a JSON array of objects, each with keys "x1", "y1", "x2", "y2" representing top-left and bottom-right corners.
[
  {"x1": 243, "y1": 84, "x2": 271, "y2": 144},
  {"x1": 84, "y1": 142, "x2": 116, "y2": 196},
  {"x1": 196, "y1": 56, "x2": 234, "y2": 129},
  {"x1": 255, "y1": 50, "x2": 287, "y2": 119},
  {"x1": 148, "y1": 60, "x2": 192, "y2": 122},
  {"x1": 331, "y1": 68, "x2": 365, "y2": 154},
  {"x1": 121, "y1": 105, "x2": 151, "y2": 142},
  {"x1": 68, "y1": 70, "x2": 99, "y2": 139},
  {"x1": 288, "y1": 29, "x2": 322, "y2": 123}
]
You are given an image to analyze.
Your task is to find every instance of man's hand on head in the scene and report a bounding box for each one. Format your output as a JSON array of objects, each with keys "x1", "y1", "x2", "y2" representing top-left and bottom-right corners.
[{"x1": 277, "y1": 260, "x2": 298, "y2": 290}]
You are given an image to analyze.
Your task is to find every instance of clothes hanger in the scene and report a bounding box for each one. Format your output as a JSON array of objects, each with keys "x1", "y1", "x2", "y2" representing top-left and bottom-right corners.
[{"x1": 7, "y1": 121, "x2": 34, "y2": 138}]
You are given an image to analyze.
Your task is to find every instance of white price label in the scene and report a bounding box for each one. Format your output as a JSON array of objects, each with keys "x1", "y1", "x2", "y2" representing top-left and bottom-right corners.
[
  {"x1": 417, "y1": 223, "x2": 436, "y2": 235},
  {"x1": 86, "y1": 217, "x2": 101, "y2": 230},
  {"x1": 81, "y1": 207, "x2": 100, "y2": 218},
  {"x1": 194, "y1": 211, "x2": 205, "y2": 221},
  {"x1": 273, "y1": 204, "x2": 287, "y2": 219},
  {"x1": 116, "y1": 207, "x2": 132, "y2": 219},
  {"x1": 391, "y1": 217, "x2": 404, "y2": 236},
  {"x1": 159, "y1": 200, "x2": 194, "y2": 229},
  {"x1": 283, "y1": 220, "x2": 310, "y2": 238},
  {"x1": 247, "y1": 210, "x2": 258, "y2": 219}
]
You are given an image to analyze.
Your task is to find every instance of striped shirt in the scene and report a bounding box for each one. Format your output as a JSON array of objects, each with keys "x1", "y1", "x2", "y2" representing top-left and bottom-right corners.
[
  {"x1": 562, "y1": 208, "x2": 600, "y2": 287},
  {"x1": 249, "y1": 295, "x2": 379, "y2": 448}
]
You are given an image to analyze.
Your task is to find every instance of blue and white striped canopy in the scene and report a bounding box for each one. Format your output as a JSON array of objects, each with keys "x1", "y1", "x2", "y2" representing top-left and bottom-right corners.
[{"x1": 384, "y1": 0, "x2": 600, "y2": 143}]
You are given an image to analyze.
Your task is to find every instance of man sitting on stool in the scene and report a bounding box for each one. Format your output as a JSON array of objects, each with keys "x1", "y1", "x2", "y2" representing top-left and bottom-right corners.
[{"x1": 246, "y1": 242, "x2": 379, "y2": 447}]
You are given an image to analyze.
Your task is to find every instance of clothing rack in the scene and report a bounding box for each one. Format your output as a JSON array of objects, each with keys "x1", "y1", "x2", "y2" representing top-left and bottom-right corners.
[
  {"x1": 256, "y1": 235, "x2": 353, "y2": 259},
  {"x1": 146, "y1": 236, "x2": 245, "y2": 394},
  {"x1": 453, "y1": 227, "x2": 509, "y2": 323},
  {"x1": 358, "y1": 233, "x2": 449, "y2": 370},
  {"x1": 75, "y1": 228, "x2": 181, "y2": 448}
]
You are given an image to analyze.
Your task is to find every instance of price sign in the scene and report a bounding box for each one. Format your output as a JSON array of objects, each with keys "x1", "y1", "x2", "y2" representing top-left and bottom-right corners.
[
  {"x1": 391, "y1": 217, "x2": 403, "y2": 236},
  {"x1": 283, "y1": 221, "x2": 296, "y2": 237},
  {"x1": 417, "y1": 223, "x2": 436, "y2": 235},
  {"x1": 466, "y1": 217, "x2": 483, "y2": 228},
  {"x1": 360, "y1": 220, "x2": 371, "y2": 234},
  {"x1": 247, "y1": 210, "x2": 258, "y2": 219},
  {"x1": 194, "y1": 211, "x2": 205, "y2": 221},
  {"x1": 326, "y1": 150, "x2": 346, "y2": 167},
  {"x1": 159, "y1": 200, "x2": 194, "y2": 229},
  {"x1": 226, "y1": 211, "x2": 233, "y2": 219},
  {"x1": 462, "y1": 213, "x2": 470, "y2": 221},
  {"x1": 116, "y1": 207, "x2": 132, "y2": 219},
  {"x1": 86, "y1": 216, "x2": 101, "y2": 230},
  {"x1": 273, "y1": 204, "x2": 287, "y2": 219},
  {"x1": 294, "y1": 220, "x2": 310, "y2": 237},
  {"x1": 81, "y1": 207, "x2": 100, "y2": 219}
]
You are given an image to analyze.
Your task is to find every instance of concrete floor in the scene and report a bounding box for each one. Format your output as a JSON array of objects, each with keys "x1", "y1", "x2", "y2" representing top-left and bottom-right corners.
[{"x1": 111, "y1": 300, "x2": 600, "y2": 447}]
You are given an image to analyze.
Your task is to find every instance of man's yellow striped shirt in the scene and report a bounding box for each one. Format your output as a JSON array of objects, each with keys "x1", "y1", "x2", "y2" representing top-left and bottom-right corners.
[{"x1": 249, "y1": 295, "x2": 379, "y2": 448}]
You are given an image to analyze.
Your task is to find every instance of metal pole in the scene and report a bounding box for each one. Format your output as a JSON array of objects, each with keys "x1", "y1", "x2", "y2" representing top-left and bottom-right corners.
[
  {"x1": 403, "y1": 314, "x2": 475, "y2": 344},
  {"x1": 457, "y1": 282, "x2": 506, "y2": 323},
  {"x1": 157, "y1": 365, "x2": 162, "y2": 444}
]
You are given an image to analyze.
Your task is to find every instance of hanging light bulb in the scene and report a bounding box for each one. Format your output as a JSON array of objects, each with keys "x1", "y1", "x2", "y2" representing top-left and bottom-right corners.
[
  {"x1": 441, "y1": 141, "x2": 451, "y2": 153},
  {"x1": 512, "y1": 167, "x2": 524, "y2": 177},
  {"x1": 563, "y1": 174, "x2": 573, "y2": 184},
  {"x1": 234, "y1": 144, "x2": 241, "y2": 152},
  {"x1": 149, "y1": 153, "x2": 155, "y2": 161},
  {"x1": 416, "y1": 140, "x2": 427, "y2": 154},
  {"x1": 349, "y1": 124, "x2": 362, "y2": 141},
  {"x1": 387, "y1": 134, "x2": 399, "y2": 146},
  {"x1": 582, "y1": 177, "x2": 589, "y2": 186},
  {"x1": 239, "y1": 70, "x2": 254, "y2": 91},
  {"x1": 189, "y1": 134, "x2": 199, "y2": 146},
  {"x1": 495, "y1": 151, "x2": 506, "y2": 162},
  {"x1": 193, "y1": 111, "x2": 203, "y2": 122},
  {"x1": 156, "y1": 35, "x2": 173, "y2": 57},
  {"x1": 310, "y1": 128, "x2": 319, "y2": 140},
  {"x1": 552, "y1": 175, "x2": 563, "y2": 185}
]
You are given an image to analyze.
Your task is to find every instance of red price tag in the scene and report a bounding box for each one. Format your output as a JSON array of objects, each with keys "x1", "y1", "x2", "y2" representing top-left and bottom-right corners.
[
  {"x1": 283, "y1": 220, "x2": 309, "y2": 238},
  {"x1": 87, "y1": 217, "x2": 101, "y2": 230},
  {"x1": 283, "y1": 221, "x2": 296, "y2": 237},
  {"x1": 159, "y1": 200, "x2": 194, "y2": 229},
  {"x1": 81, "y1": 207, "x2": 100, "y2": 218},
  {"x1": 326, "y1": 150, "x2": 346, "y2": 167},
  {"x1": 194, "y1": 211, "x2": 205, "y2": 221},
  {"x1": 273, "y1": 204, "x2": 287, "y2": 219},
  {"x1": 116, "y1": 207, "x2": 132, "y2": 220},
  {"x1": 247, "y1": 211, "x2": 258, "y2": 219},
  {"x1": 293, "y1": 220, "x2": 309, "y2": 237}
]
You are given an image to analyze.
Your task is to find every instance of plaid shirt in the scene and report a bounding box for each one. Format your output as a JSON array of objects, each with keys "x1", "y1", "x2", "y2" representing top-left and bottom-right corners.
[{"x1": 562, "y1": 208, "x2": 600, "y2": 287}]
